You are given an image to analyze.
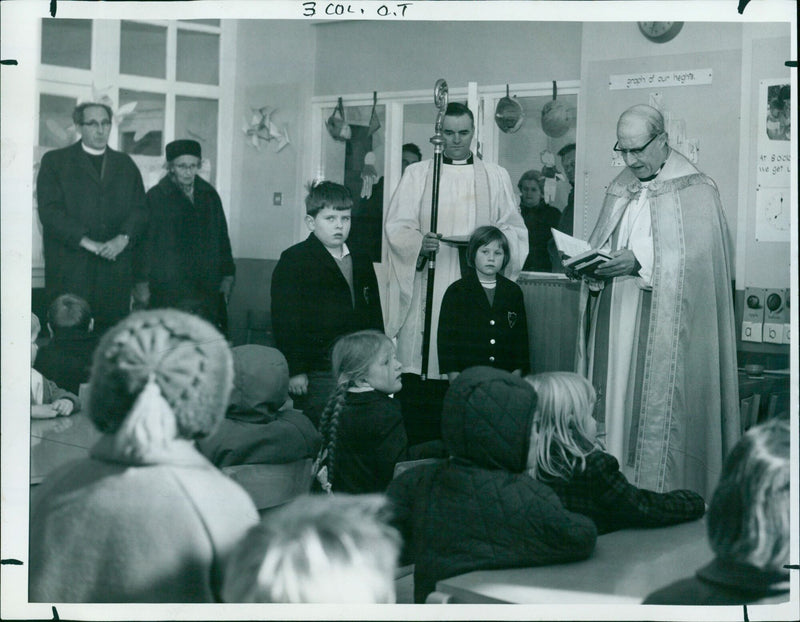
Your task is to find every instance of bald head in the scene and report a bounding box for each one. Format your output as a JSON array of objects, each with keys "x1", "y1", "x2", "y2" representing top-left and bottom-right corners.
[
  {"x1": 618, "y1": 105, "x2": 665, "y2": 135},
  {"x1": 616, "y1": 105, "x2": 669, "y2": 180}
]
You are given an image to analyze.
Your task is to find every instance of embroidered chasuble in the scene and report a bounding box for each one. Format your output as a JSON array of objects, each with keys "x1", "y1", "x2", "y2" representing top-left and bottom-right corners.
[
  {"x1": 385, "y1": 158, "x2": 527, "y2": 378},
  {"x1": 576, "y1": 150, "x2": 739, "y2": 497}
]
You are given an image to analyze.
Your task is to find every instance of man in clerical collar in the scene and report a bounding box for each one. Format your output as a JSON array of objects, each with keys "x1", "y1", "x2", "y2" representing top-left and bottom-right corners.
[
  {"x1": 575, "y1": 104, "x2": 739, "y2": 499},
  {"x1": 384, "y1": 102, "x2": 528, "y2": 445},
  {"x1": 138, "y1": 139, "x2": 235, "y2": 334},
  {"x1": 37, "y1": 102, "x2": 147, "y2": 334}
]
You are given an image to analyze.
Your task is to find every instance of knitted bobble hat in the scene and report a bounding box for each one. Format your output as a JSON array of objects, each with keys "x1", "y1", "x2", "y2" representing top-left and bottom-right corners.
[{"x1": 87, "y1": 309, "x2": 234, "y2": 440}]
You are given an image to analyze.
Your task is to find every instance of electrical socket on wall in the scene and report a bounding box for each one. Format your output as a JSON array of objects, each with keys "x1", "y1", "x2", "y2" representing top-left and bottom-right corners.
[{"x1": 273, "y1": 192, "x2": 282, "y2": 206}]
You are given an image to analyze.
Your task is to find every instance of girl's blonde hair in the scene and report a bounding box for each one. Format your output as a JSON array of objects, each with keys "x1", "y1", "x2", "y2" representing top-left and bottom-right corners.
[
  {"x1": 524, "y1": 372, "x2": 601, "y2": 482},
  {"x1": 314, "y1": 330, "x2": 393, "y2": 492}
]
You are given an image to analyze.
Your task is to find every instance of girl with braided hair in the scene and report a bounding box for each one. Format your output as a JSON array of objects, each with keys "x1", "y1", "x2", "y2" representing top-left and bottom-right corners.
[
  {"x1": 314, "y1": 330, "x2": 443, "y2": 495},
  {"x1": 29, "y1": 310, "x2": 258, "y2": 603}
]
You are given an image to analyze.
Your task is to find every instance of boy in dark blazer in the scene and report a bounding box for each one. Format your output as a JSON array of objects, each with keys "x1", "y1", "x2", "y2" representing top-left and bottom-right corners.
[
  {"x1": 438, "y1": 226, "x2": 529, "y2": 381},
  {"x1": 271, "y1": 182, "x2": 384, "y2": 426}
]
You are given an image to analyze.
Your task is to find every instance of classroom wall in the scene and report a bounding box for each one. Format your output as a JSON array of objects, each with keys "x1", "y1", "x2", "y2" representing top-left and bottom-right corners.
[
  {"x1": 738, "y1": 27, "x2": 792, "y2": 288},
  {"x1": 228, "y1": 20, "x2": 317, "y2": 261},
  {"x1": 313, "y1": 21, "x2": 583, "y2": 95}
]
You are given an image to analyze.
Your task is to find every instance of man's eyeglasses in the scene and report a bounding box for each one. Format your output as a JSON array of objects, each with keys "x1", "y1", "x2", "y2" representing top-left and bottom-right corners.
[
  {"x1": 613, "y1": 133, "x2": 661, "y2": 157},
  {"x1": 80, "y1": 120, "x2": 112, "y2": 130},
  {"x1": 173, "y1": 163, "x2": 200, "y2": 172}
]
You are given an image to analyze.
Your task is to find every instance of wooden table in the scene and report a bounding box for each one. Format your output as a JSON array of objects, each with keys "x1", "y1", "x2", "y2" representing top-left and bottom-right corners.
[
  {"x1": 30, "y1": 411, "x2": 100, "y2": 485},
  {"x1": 430, "y1": 519, "x2": 712, "y2": 604}
]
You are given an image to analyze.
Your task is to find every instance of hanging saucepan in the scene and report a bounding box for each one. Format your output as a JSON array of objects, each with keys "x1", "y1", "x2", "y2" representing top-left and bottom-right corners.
[
  {"x1": 326, "y1": 97, "x2": 352, "y2": 142},
  {"x1": 495, "y1": 85, "x2": 524, "y2": 134},
  {"x1": 541, "y1": 81, "x2": 576, "y2": 138}
]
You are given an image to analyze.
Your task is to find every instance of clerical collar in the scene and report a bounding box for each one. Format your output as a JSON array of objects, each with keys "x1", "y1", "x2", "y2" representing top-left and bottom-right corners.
[
  {"x1": 443, "y1": 154, "x2": 474, "y2": 165},
  {"x1": 638, "y1": 163, "x2": 665, "y2": 183},
  {"x1": 81, "y1": 143, "x2": 107, "y2": 156}
]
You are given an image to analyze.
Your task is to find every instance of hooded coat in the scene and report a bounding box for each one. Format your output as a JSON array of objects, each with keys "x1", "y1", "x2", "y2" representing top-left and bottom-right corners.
[{"x1": 386, "y1": 366, "x2": 598, "y2": 602}]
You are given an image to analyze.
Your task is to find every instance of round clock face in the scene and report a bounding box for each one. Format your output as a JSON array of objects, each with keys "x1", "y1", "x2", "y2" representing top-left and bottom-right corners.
[{"x1": 638, "y1": 21, "x2": 684, "y2": 43}]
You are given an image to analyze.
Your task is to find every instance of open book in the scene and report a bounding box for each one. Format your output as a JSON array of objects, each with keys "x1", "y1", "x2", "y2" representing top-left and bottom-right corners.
[{"x1": 550, "y1": 228, "x2": 613, "y2": 277}]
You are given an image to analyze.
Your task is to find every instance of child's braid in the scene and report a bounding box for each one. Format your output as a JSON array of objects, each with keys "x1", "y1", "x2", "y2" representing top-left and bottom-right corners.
[{"x1": 314, "y1": 381, "x2": 350, "y2": 493}]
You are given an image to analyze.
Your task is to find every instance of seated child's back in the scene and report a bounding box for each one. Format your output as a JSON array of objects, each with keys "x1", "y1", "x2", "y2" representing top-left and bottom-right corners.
[
  {"x1": 386, "y1": 366, "x2": 597, "y2": 603},
  {"x1": 34, "y1": 293, "x2": 97, "y2": 394},
  {"x1": 525, "y1": 372, "x2": 705, "y2": 534},
  {"x1": 314, "y1": 330, "x2": 444, "y2": 495}
]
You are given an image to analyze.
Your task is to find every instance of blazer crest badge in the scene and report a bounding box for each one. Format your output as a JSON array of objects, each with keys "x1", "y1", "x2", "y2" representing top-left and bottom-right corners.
[{"x1": 508, "y1": 311, "x2": 517, "y2": 328}]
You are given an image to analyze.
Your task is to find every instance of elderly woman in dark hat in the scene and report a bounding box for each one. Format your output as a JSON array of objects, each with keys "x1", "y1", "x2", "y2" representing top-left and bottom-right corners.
[
  {"x1": 518, "y1": 169, "x2": 562, "y2": 272},
  {"x1": 137, "y1": 139, "x2": 235, "y2": 332},
  {"x1": 29, "y1": 310, "x2": 259, "y2": 602}
]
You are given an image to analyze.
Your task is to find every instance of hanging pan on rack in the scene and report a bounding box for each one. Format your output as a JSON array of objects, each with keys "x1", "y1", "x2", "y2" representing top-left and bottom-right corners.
[
  {"x1": 495, "y1": 84, "x2": 524, "y2": 134},
  {"x1": 541, "y1": 80, "x2": 576, "y2": 138}
]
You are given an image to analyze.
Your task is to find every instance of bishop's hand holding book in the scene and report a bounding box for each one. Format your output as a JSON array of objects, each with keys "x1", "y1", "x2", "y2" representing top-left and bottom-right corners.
[
  {"x1": 550, "y1": 229, "x2": 641, "y2": 280},
  {"x1": 550, "y1": 228, "x2": 613, "y2": 279}
]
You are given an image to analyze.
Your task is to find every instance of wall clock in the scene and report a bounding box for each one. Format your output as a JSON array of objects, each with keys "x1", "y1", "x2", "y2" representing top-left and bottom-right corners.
[{"x1": 638, "y1": 22, "x2": 684, "y2": 43}]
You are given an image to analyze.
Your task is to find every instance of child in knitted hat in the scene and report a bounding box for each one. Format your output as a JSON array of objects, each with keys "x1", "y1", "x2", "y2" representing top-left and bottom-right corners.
[{"x1": 29, "y1": 310, "x2": 258, "y2": 603}]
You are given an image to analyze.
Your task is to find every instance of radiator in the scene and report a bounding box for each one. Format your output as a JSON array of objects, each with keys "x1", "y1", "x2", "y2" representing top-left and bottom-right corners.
[{"x1": 518, "y1": 275, "x2": 581, "y2": 374}]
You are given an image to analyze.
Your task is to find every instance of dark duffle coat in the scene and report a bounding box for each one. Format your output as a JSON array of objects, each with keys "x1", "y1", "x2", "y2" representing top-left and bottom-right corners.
[
  {"x1": 437, "y1": 269, "x2": 529, "y2": 375},
  {"x1": 143, "y1": 174, "x2": 235, "y2": 324},
  {"x1": 37, "y1": 141, "x2": 147, "y2": 331}
]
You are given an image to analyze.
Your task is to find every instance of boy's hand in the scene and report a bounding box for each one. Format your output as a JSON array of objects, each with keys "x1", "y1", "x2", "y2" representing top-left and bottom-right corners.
[
  {"x1": 288, "y1": 373, "x2": 309, "y2": 396},
  {"x1": 31, "y1": 404, "x2": 59, "y2": 419},
  {"x1": 51, "y1": 398, "x2": 75, "y2": 416}
]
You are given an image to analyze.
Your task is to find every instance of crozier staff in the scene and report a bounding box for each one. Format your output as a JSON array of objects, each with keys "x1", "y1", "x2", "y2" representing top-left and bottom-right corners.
[{"x1": 575, "y1": 104, "x2": 739, "y2": 497}]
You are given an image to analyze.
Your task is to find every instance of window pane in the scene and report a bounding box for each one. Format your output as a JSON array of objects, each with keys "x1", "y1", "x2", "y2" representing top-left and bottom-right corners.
[
  {"x1": 39, "y1": 94, "x2": 79, "y2": 148},
  {"x1": 120, "y1": 21, "x2": 167, "y2": 79},
  {"x1": 175, "y1": 96, "x2": 218, "y2": 184},
  {"x1": 176, "y1": 30, "x2": 219, "y2": 85},
  {"x1": 118, "y1": 89, "x2": 165, "y2": 156},
  {"x1": 41, "y1": 19, "x2": 92, "y2": 69}
]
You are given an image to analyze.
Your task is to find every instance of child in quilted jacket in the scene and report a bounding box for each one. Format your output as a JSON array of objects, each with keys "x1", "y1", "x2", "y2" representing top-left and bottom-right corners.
[
  {"x1": 525, "y1": 371, "x2": 705, "y2": 534},
  {"x1": 386, "y1": 366, "x2": 597, "y2": 603}
]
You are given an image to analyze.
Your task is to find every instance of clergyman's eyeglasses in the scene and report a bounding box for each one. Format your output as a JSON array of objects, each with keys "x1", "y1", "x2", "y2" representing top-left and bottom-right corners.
[{"x1": 613, "y1": 133, "x2": 661, "y2": 157}]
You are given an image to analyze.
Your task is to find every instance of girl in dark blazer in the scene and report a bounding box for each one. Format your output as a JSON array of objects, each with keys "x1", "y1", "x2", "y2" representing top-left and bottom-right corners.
[{"x1": 437, "y1": 226, "x2": 529, "y2": 381}]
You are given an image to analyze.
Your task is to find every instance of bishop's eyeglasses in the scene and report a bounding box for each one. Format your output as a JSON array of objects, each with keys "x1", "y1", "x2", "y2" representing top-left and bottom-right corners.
[{"x1": 613, "y1": 132, "x2": 661, "y2": 157}]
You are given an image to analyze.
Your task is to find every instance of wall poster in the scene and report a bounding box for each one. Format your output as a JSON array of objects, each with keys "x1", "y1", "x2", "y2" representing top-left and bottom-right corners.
[{"x1": 755, "y1": 79, "x2": 791, "y2": 242}]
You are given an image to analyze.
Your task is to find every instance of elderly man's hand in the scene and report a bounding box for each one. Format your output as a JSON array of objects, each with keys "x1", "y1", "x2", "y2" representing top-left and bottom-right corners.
[
  {"x1": 594, "y1": 249, "x2": 640, "y2": 279},
  {"x1": 97, "y1": 234, "x2": 130, "y2": 261}
]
